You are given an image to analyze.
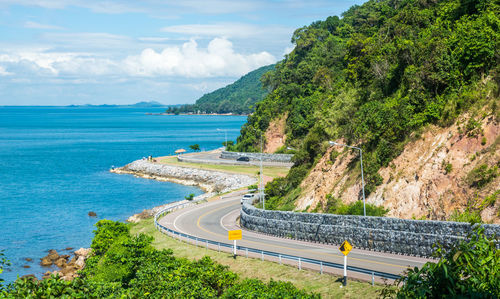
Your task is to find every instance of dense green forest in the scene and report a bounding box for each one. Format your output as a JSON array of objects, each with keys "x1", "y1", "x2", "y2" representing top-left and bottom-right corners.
[
  {"x1": 0, "y1": 220, "x2": 317, "y2": 298},
  {"x1": 234, "y1": 0, "x2": 499, "y2": 210},
  {"x1": 166, "y1": 64, "x2": 274, "y2": 115}
]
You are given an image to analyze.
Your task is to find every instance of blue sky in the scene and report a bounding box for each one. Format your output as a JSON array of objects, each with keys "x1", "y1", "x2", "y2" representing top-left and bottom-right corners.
[{"x1": 0, "y1": 0, "x2": 364, "y2": 105}]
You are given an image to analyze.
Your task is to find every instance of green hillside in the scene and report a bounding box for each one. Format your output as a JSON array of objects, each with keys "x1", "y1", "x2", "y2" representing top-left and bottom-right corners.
[
  {"x1": 167, "y1": 64, "x2": 275, "y2": 115},
  {"x1": 234, "y1": 0, "x2": 499, "y2": 209}
]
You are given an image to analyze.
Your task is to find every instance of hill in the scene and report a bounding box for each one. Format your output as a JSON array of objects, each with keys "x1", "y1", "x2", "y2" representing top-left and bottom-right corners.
[
  {"x1": 232, "y1": 0, "x2": 499, "y2": 222},
  {"x1": 166, "y1": 64, "x2": 275, "y2": 115}
]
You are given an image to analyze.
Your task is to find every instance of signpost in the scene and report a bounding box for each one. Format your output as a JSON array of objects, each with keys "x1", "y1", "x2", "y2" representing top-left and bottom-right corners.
[
  {"x1": 228, "y1": 229, "x2": 242, "y2": 258},
  {"x1": 339, "y1": 240, "x2": 352, "y2": 286}
]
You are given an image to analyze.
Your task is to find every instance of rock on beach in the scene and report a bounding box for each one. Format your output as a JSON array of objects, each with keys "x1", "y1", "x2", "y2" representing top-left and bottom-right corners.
[{"x1": 115, "y1": 159, "x2": 257, "y2": 194}]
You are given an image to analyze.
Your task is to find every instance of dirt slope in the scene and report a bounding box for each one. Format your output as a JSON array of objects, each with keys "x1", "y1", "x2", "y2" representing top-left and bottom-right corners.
[
  {"x1": 296, "y1": 115, "x2": 499, "y2": 223},
  {"x1": 264, "y1": 113, "x2": 287, "y2": 153}
]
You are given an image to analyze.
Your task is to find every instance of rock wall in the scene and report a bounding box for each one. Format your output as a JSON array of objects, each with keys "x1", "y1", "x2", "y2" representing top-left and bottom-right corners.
[
  {"x1": 240, "y1": 203, "x2": 500, "y2": 257},
  {"x1": 220, "y1": 151, "x2": 293, "y2": 163}
]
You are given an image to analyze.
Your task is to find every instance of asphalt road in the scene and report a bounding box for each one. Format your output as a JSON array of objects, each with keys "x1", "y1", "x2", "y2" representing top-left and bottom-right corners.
[
  {"x1": 178, "y1": 149, "x2": 294, "y2": 167},
  {"x1": 158, "y1": 190, "x2": 432, "y2": 282}
]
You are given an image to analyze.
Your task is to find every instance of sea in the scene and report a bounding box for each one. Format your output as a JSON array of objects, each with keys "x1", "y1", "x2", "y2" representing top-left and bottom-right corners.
[{"x1": 0, "y1": 106, "x2": 246, "y2": 283}]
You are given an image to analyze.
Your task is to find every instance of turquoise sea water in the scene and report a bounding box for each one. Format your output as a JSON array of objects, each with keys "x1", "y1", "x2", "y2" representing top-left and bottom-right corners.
[{"x1": 0, "y1": 107, "x2": 246, "y2": 282}]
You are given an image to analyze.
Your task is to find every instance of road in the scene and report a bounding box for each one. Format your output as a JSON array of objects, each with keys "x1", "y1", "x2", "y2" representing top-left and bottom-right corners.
[
  {"x1": 157, "y1": 190, "x2": 432, "y2": 282},
  {"x1": 177, "y1": 149, "x2": 294, "y2": 167}
]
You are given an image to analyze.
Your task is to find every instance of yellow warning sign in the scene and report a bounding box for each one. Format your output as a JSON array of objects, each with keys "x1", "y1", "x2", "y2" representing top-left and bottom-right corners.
[
  {"x1": 228, "y1": 230, "x2": 242, "y2": 240},
  {"x1": 339, "y1": 240, "x2": 352, "y2": 256}
]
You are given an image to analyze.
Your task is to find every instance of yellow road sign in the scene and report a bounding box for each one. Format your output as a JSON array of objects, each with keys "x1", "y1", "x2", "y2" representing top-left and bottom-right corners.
[
  {"x1": 339, "y1": 240, "x2": 352, "y2": 256},
  {"x1": 228, "y1": 229, "x2": 242, "y2": 240}
]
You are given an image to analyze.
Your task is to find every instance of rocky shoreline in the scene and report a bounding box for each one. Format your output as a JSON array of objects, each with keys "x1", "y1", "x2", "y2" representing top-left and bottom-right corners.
[{"x1": 111, "y1": 159, "x2": 257, "y2": 222}]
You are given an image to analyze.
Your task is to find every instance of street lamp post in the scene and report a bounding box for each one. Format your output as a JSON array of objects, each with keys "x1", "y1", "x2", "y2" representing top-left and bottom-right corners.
[
  {"x1": 260, "y1": 135, "x2": 265, "y2": 210},
  {"x1": 217, "y1": 128, "x2": 228, "y2": 149},
  {"x1": 329, "y1": 141, "x2": 366, "y2": 216}
]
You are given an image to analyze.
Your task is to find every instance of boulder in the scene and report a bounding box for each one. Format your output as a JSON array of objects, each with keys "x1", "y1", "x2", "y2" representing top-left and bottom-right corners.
[
  {"x1": 24, "y1": 257, "x2": 33, "y2": 262},
  {"x1": 54, "y1": 257, "x2": 67, "y2": 268},
  {"x1": 40, "y1": 249, "x2": 60, "y2": 266},
  {"x1": 75, "y1": 256, "x2": 86, "y2": 269},
  {"x1": 74, "y1": 248, "x2": 91, "y2": 258},
  {"x1": 88, "y1": 211, "x2": 97, "y2": 217}
]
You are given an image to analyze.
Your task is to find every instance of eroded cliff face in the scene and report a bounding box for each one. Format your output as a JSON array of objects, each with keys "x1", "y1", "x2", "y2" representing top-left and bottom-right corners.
[
  {"x1": 296, "y1": 115, "x2": 499, "y2": 223},
  {"x1": 264, "y1": 113, "x2": 287, "y2": 153}
]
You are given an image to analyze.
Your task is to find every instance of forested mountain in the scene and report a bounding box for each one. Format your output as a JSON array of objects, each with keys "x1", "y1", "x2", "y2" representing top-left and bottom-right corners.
[
  {"x1": 166, "y1": 64, "x2": 274, "y2": 114},
  {"x1": 234, "y1": 0, "x2": 499, "y2": 216}
]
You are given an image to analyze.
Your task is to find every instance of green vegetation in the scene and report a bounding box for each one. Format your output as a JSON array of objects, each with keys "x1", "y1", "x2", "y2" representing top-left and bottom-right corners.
[
  {"x1": 319, "y1": 194, "x2": 389, "y2": 216},
  {"x1": 384, "y1": 227, "x2": 499, "y2": 298},
  {"x1": 466, "y1": 163, "x2": 499, "y2": 188},
  {"x1": 189, "y1": 144, "x2": 201, "y2": 151},
  {"x1": 1, "y1": 220, "x2": 317, "y2": 298},
  {"x1": 166, "y1": 64, "x2": 275, "y2": 115},
  {"x1": 0, "y1": 250, "x2": 10, "y2": 289},
  {"x1": 233, "y1": 0, "x2": 499, "y2": 210},
  {"x1": 130, "y1": 219, "x2": 388, "y2": 298},
  {"x1": 448, "y1": 190, "x2": 499, "y2": 223},
  {"x1": 185, "y1": 193, "x2": 195, "y2": 201}
]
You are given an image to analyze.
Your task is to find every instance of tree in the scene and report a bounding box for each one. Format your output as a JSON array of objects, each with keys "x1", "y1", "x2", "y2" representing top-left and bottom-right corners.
[
  {"x1": 0, "y1": 250, "x2": 10, "y2": 289},
  {"x1": 383, "y1": 226, "x2": 500, "y2": 298},
  {"x1": 189, "y1": 144, "x2": 200, "y2": 151}
]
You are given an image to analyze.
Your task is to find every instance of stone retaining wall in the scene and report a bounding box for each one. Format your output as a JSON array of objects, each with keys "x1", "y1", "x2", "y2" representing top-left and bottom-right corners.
[
  {"x1": 220, "y1": 151, "x2": 293, "y2": 163},
  {"x1": 240, "y1": 203, "x2": 500, "y2": 257}
]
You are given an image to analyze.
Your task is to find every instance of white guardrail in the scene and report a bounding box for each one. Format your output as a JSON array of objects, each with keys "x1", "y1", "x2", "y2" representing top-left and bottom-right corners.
[{"x1": 153, "y1": 201, "x2": 401, "y2": 282}]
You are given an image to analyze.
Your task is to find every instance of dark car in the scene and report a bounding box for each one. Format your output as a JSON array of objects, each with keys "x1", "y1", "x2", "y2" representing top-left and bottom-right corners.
[{"x1": 237, "y1": 156, "x2": 250, "y2": 162}]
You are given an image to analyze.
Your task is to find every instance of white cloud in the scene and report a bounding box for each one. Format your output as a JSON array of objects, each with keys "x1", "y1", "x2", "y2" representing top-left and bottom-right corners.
[
  {"x1": 0, "y1": 38, "x2": 276, "y2": 79},
  {"x1": 0, "y1": 65, "x2": 12, "y2": 76},
  {"x1": 24, "y1": 21, "x2": 63, "y2": 30},
  {"x1": 123, "y1": 38, "x2": 276, "y2": 78}
]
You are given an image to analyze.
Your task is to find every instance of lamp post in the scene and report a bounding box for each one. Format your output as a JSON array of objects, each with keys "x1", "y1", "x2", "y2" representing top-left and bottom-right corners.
[
  {"x1": 329, "y1": 141, "x2": 366, "y2": 216},
  {"x1": 217, "y1": 128, "x2": 228, "y2": 149},
  {"x1": 260, "y1": 135, "x2": 265, "y2": 210}
]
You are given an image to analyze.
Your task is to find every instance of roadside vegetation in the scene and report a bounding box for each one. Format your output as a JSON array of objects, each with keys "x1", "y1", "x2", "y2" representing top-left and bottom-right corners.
[
  {"x1": 233, "y1": 0, "x2": 499, "y2": 211},
  {"x1": 130, "y1": 218, "x2": 387, "y2": 298},
  {"x1": 0, "y1": 220, "x2": 319, "y2": 298},
  {"x1": 382, "y1": 226, "x2": 499, "y2": 298}
]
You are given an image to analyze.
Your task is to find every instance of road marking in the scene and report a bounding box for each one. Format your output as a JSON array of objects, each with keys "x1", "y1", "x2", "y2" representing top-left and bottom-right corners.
[{"x1": 195, "y1": 201, "x2": 410, "y2": 270}]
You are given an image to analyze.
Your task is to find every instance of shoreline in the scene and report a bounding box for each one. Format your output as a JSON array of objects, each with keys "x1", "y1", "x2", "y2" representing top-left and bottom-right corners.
[
  {"x1": 111, "y1": 158, "x2": 257, "y2": 222},
  {"x1": 146, "y1": 112, "x2": 249, "y2": 116}
]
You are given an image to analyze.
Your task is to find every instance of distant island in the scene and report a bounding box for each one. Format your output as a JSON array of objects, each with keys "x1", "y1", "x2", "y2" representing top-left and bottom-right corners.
[
  {"x1": 67, "y1": 101, "x2": 171, "y2": 108},
  {"x1": 166, "y1": 64, "x2": 275, "y2": 115}
]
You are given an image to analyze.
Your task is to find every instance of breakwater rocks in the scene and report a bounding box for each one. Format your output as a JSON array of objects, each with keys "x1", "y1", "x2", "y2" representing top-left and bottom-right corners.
[
  {"x1": 39, "y1": 248, "x2": 91, "y2": 281},
  {"x1": 240, "y1": 203, "x2": 500, "y2": 258},
  {"x1": 112, "y1": 159, "x2": 257, "y2": 196}
]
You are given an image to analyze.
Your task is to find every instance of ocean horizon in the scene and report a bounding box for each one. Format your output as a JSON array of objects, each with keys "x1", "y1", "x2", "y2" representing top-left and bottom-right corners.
[{"x1": 0, "y1": 106, "x2": 246, "y2": 283}]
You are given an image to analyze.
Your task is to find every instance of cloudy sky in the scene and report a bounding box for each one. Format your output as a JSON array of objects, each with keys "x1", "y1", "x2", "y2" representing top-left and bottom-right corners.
[{"x1": 0, "y1": 0, "x2": 363, "y2": 105}]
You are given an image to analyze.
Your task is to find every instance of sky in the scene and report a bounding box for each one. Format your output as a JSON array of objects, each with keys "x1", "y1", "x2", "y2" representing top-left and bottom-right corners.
[{"x1": 0, "y1": 0, "x2": 364, "y2": 106}]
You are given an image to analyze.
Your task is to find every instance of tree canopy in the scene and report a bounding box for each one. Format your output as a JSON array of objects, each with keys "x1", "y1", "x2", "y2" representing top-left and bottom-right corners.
[
  {"x1": 234, "y1": 0, "x2": 500, "y2": 210},
  {"x1": 167, "y1": 64, "x2": 275, "y2": 115}
]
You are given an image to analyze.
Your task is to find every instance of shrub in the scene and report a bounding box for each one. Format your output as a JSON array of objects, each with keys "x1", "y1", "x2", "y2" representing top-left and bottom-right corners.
[
  {"x1": 385, "y1": 227, "x2": 500, "y2": 298},
  {"x1": 466, "y1": 164, "x2": 498, "y2": 188},
  {"x1": 185, "y1": 193, "x2": 195, "y2": 201}
]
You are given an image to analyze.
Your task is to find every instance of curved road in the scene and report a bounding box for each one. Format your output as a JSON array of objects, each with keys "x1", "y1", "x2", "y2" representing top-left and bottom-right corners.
[{"x1": 158, "y1": 190, "x2": 432, "y2": 282}]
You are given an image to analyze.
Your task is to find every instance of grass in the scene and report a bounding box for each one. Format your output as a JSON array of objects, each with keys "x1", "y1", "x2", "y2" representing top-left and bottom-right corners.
[
  {"x1": 130, "y1": 218, "x2": 389, "y2": 299},
  {"x1": 158, "y1": 156, "x2": 290, "y2": 179}
]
